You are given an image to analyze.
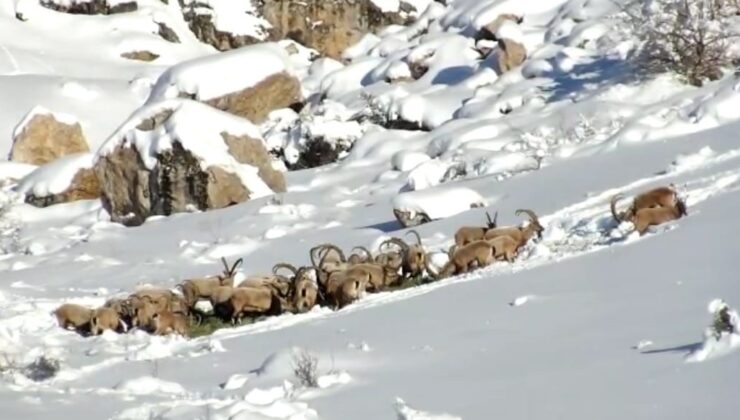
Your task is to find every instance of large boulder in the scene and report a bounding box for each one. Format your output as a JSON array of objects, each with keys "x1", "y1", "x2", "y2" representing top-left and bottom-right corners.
[
  {"x1": 95, "y1": 100, "x2": 285, "y2": 226},
  {"x1": 146, "y1": 43, "x2": 302, "y2": 124},
  {"x1": 40, "y1": 0, "x2": 137, "y2": 15},
  {"x1": 495, "y1": 38, "x2": 527, "y2": 74},
  {"x1": 16, "y1": 153, "x2": 101, "y2": 207},
  {"x1": 180, "y1": 1, "x2": 269, "y2": 51},
  {"x1": 9, "y1": 108, "x2": 90, "y2": 166},
  {"x1": 261, "y1": 0, "x2": 419, "y2": 59}
]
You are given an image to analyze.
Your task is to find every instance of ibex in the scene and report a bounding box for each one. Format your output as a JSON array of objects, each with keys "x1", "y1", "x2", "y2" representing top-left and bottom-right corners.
[
  {"x1": 324, "y1": 270, "x2": 369, "y2": 309},
  {"x1": 89, "y1": 307, "x2": 126, "y2": 335},
  {"x1": 610, "y1": 193, "x2": 686, "y2": 235},
  {"x1": 454, "y1": 212, "x2": 498, "y2": 247},
  {"x1": 427, "y1": 240, "x2": 497, "y2": 279},
  {"x1": 178, "y1": 257, "x2": 243, "y2": 309},
  {"x1": 151, "y1": 311, "x2": 189, "y2": 336},
  {"x1": 612, "y1": 185, "x2": 687, "y2": 221},
  {"x1": 378, "y1": 230, "x2": 427, "y2": 280},
  {"x1": 227, "y1": 286, "x2": 276, "y2": 325},
  {"x1": 53, "y1": 303, "x2": 93, "y2": 333},
  {"x1": 272, "y1": 263, "x2": 320, "y2": 313},
  {"x1": 484, "y1": 209, "x2": 544, "y2": 251}
]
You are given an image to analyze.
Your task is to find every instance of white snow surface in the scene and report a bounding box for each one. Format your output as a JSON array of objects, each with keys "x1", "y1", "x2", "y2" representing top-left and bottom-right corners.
[{"x1": 2, "y1": 0, "x2": 740, "y2": 419}]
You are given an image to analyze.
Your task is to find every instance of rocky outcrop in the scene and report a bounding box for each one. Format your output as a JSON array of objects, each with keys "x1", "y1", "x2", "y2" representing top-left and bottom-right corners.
[
  {"x1": 476, "y1": 14, "x2": 523, "y2": 42},
  {"x1": 95, "y1": 101, "x2": 285, "y2": 226},
  {"x1": 495, "y1": 38, "x2": 527, "y2": 74},
  {"x1": 261, "y1": 0, "x2": 417, "y2": 59},
  {"x1": 121, "y1": 51, "x2": 159, "y2": 62},
  {"x1": 10, "y1": 110, "x2": 89, "y2": 166},
  {"x1": 204, "y1": 72, "x2": 302, "y2": 124},
  {"x1": 179, "y1": 0, "x2": 268, "y2": 51},
  {"x1": 40, "y1": 0, "x2": 137, "y2": 15}
]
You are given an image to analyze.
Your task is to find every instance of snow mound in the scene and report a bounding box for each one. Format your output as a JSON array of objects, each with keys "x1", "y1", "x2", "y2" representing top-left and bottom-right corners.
[
  {"x1": 15, "y1": 153, "x2": 94, "y2": 197},
  {"x1": 114, "y1": 376, "x2": 187, "y2": 395},
  {"x1": 393, "y1": 186, "x2": 487, "y2": 219},
  {"x1": 395, "y1": 397, "x2": 461, "y2": 420},
  {"x1": 147, "y1": 42, "x2": 294, "y2": 103}
]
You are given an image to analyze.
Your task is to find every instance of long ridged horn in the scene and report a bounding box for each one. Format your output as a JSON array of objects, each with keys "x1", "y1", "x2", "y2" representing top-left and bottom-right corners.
[
  {"x1": 486, "y1": 211, "x2": 498, "y2": 228},
  {"x1": 379, "y1": 238, "x2": 409, "y2": 253},
  {"x1": 610, "y1": 194, "x2": 625, "y2": 222},
  {"x1": 515, "y1": 209, "x2": 539, "y2": 224},
  {"x1": 351, "y1": 246, "x2": 372, "y2": 259},
  {"x1": 220, "y1": 257, "x2": 230, "y2": 273},
  {"x1": 229, "y1": 258, "x2": 243, "y2": 276},
  {"x1": 405, "y1": 230, "x2": 423, "y2": 246},
  {"x1": 273, "y1": 263, "x2": 298, "y2": 277}
]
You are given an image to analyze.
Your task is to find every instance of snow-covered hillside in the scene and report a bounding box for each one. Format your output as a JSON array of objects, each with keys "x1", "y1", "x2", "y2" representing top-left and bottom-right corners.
[{"x1": 1, "y1": 0, "x2": 740, "y2": 419}]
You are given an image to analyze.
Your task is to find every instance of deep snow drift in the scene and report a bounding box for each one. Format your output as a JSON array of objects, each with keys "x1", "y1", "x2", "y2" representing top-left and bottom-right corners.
[{"x1": 2, "y1": 0, "x2": 740, "y2": 419}]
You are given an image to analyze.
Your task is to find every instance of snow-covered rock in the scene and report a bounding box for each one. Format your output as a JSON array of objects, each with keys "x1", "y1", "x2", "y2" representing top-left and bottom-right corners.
[
  {"x1": 16, "y1": 153, "x2": 100, "y2": 207},
  {"x1": 95, "y1": 100, "x2": 284, "y2": 226},
  {"x1": 146, "y1": 43, "x2": 302, "y2": 123}
]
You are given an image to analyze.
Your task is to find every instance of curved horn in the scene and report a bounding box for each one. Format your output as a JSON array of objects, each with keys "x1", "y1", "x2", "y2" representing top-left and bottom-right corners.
[
  {"x1": 610, "y1": 194, "x2": 625, "y2": 222},
  {"x1": 229, "y1": 258, "x2": 243, "y2": 276},
  {"x1": 405, "y1": 230, "x2": 423, "y2": 246},
  {"x1": 351, "y1": 246, "x2": 372, "y2": 259},
  {"x1": 318, "y1": 244, "x2": 346, "y2": 263},
  {"x1": 220, "y1": 257, "x2": 230, "y2": 273},
  {"x1": 515, "y1": 209, "x2": 539, "y2": 223},
  {"x1": 424, "y1": 252, "x2": 440, "y2": 280},
  {"x1": 447, "y1": 244, "x2": 457, "y2": 259},
  {"x1": 273, "y1": 263, "x2": 298, "y2": 277},
  {"x1": 379, "y1": 238, "x2": 409, "y2": 253}
]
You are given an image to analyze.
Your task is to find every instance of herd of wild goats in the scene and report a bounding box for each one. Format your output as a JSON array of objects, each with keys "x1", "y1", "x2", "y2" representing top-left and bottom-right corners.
[{"x1": 53, "y1": 186, "x2": 688, "y2": 337}]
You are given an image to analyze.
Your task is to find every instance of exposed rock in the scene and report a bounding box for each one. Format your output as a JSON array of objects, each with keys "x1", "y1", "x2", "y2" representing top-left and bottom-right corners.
[
  {"x1": 393, "y1": 208, "x2": 432, "y2": 228},
  {"x1": 121, "y1": 51, "x2": 160, "y2": 62},
  {"x1": 156, "y1": 21, "x2": 180, "y2": 43},
  {"x1": 261, "y1": 0, "x2": 417, "y2": 59},
  {"x1": 205, "y1": 72, "x2": 302, "y2": 124},
  {"x1": 222, "y1": 133, "x2": 286, "y2": 192},
  {"x1": 95, "y1": 101, "x2": 284, "y2": 226},
  {"x1": 180, "y1": 4, "x2": 264, "y2": 51},
  {"x1": 40, "y1": 0, "x2": 137, "y2": 15},
  {"x1": 495, "y1": 38, "x2": 527, "y2": 74},
  {"x1": 10, "y1": 111, "x2": 89, "y2": 166}
]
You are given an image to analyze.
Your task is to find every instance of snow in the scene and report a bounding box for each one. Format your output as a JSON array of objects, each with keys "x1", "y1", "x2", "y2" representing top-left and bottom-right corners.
[{"x1": 2, "y1": 0, "x2": 740, "y2": 419}]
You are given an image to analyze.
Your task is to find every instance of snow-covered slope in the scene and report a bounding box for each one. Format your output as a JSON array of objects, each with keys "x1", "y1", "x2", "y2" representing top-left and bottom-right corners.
[{"x1": 2, "y1": 0, "x2": 740, "y2": 419}]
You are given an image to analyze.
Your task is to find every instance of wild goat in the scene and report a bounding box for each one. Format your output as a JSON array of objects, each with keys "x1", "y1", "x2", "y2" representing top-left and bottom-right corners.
[
  {"x1": 323, "y1": 270, "x2": 369, "y2": 309},
  {"x1": 53, "y1": 303, "x2": 93, "y2": 333},
  {"x1": 151, "y1": 311, "x2": 188, "y2": 336},
  {"x1": 178, "y1": 257, "x2": 243, "y2": 309},
  {"x1": 378, "y1": 230, "x2": 427, "y2": 279},
  {"x1": 272, "y1": 263, "x2": 319, "y2": 313},
  {"x1": 612, "y1": 185, "x2": 686, "y2": 221},
  {"x1": 90, "y1": 307, "x2": 126, "y2": 335},
  {"x1": 454, "y1": 212, "x2": 498, "y2": 246},
  {"x1": 484, "y1": 209, "x2": 544, "y2": 251},
  {"x1": 427, "y1": 240, "x2": 497, "y2": 279},
  {"x1": 311, "y1": 244, "x2": 349, "y2": 284},
  {"x1": 610, "y1": 194, "x2": 686, "y2": 235},
  {"x1": 227, "y1": 286, "x2": 276, "y2": 325}
]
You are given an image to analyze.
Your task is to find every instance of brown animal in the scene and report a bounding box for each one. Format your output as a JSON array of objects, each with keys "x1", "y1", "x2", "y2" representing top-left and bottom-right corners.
[
  {"x1": 103, "y1": 297, "x2": 134, "y2": 328},
  {"x1": 273, "y1": 264, "x2": 320, "y2": 313},
  {"x1": 613, "y1": 186, "x2": 686, "y2": 221},
  {"x1": 131, "y1": 299, "x2": 158, "y2": 331},
  {"x1": 348, "y1": 247, "x2": 373, "y2": 264},
  {"x1": 178, "y1": 257, "x2": 243, "y2": 309},
  {"x1": 610, "y1": 194, "x2": 686, "y2": 235},
  {"x1": 484, "y1": 209, "x2": 544, "y2": 251},
  {"x1": 486, "y1": 235, "x2": 519, "y2": 262},
  {"x1": 151, "y1": 311, "x2": 188, "y2": 336},
  {"x1": 454, "y1": 212, "x2": 498, "y2": 247},
  {"x1": 311, "y1": 244, "x2": 349, "y2": 284},
  {"x1": 324, "y1": 270, "x2": 369, "y2": 309},
  {"x1": 378, "y1": 231, "x2": 426, "y2": 280},
  {"x1": 427, "y1": 240, "x2": 497, "y2": 279},
  {"x1": 90, "y1": 307, "x2": 125, "y2": 335},
  {"x1": 227, "y1": 287, "x2": 275, "y2": 324},
  {"x1": 53, "y1": 303, "x2": 93, "y2": 332}
]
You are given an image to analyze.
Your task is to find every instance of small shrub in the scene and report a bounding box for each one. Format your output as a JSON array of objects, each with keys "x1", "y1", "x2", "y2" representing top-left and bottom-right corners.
[
  {"x1": 23, "y1": 355, "x2": 61, "y2": 382},
  {"x1": 292, "y1": 349, "x2": 319, "y2": 388},
  {"x1": 620, "y1": 0, "x2": 740, "y2": 86},
  {"x1": 289, "y1": 137, "x2": 342, "y2": 170}
]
